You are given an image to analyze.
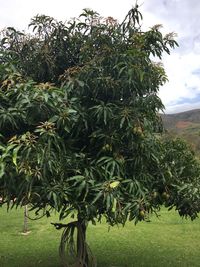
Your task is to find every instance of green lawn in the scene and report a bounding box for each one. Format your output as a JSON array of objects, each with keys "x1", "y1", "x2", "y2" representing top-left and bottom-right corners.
[{"x1": 0, "y1": 207, "x2": 200, "y2": 267}]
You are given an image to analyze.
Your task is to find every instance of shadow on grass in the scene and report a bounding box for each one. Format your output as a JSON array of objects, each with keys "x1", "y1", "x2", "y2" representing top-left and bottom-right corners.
[{"x1": 0, "y1": 252, "x2": 60, "y2": 267}]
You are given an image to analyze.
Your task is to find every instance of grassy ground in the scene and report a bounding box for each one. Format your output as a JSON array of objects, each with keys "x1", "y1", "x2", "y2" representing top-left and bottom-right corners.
[{"x1": 0, "y1": 207, "x2": 200, "y2": 267}]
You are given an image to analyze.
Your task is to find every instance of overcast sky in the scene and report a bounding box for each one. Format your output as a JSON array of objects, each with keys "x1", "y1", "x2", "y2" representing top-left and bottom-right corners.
[{"x1": 0, "y1": 0, "x2": 199, "y2": 114}]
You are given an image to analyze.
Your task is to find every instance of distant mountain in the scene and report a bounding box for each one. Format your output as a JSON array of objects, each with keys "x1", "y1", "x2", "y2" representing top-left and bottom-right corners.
[
  {"x1": 161, "y1": 109, "x2": 200, "y2": 130},
  {"x1": 161, "y1": 109, "x2": 200, "y2": 153}
]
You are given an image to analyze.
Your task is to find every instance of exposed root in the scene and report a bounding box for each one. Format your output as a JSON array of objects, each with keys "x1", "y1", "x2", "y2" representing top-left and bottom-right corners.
[{"x1": 53, "y1": 221, "x2": 96, "y2": 267}]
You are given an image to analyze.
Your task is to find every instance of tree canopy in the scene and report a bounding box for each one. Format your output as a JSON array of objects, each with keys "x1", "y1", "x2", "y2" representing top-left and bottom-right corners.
[{"x1": 0, "y1": 6, "x2": 200, "y2": 267}]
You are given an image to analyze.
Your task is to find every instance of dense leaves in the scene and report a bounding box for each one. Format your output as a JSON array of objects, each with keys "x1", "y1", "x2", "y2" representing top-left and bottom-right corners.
[{"x1": 0, "y1": 6, "x2": 199, "y2": 228}]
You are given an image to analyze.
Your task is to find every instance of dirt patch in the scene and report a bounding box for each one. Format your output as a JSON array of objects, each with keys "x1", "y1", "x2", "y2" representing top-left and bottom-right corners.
[
  {"x1": 20, "y1": 231, "x2": 31, "y2": 236},
  {"x1": 176, "y1": 121, "x2": 193, "y2": 129}
]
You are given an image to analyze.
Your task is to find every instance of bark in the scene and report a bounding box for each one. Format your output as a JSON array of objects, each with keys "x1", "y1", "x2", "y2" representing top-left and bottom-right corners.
[
  {"x1": 23, "y1": 205, "x2": 28, "y2": 233},
  {"x1": 77, "y1": 215, "x2": 88, "y2": 267}
]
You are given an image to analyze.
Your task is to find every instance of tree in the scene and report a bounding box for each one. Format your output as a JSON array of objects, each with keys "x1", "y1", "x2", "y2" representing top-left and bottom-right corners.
[
  {"x1": 0, "y1": 6, "x2": 200, "y2": 267},
  {"x1": 23, "y1": 205, "x2": 29, "y2": 234}
]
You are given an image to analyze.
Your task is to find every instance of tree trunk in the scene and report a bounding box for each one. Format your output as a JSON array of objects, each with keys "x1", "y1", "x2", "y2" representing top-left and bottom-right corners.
[
  {"x1": 23, "y1": 205, "x2": 28, "y2": 233},
  {"x1": 77, "y1": 216, "x2": 88, "y2": 267}
]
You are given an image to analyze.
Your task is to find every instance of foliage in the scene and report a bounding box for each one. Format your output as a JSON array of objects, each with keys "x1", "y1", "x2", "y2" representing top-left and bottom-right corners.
[
  {"x1": 0, "y1": 5, "x2": 200, "y2": 267},
  {"x1": 158, "y1": 138, "x2": 200, "y2": 220}
]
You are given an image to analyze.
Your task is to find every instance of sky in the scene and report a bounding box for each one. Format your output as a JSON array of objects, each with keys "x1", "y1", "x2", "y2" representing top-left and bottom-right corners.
[{"x1": 0, "y1": 0, "x2": 199, "y2": 114}]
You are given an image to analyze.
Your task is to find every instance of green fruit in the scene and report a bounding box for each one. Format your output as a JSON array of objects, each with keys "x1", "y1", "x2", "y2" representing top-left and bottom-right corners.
[
  {"x1": 102, "y1": 144, "x2": 112, "y2": 151},
  {"x1": 152, "y1": 191, "x2": 158, "y2": 199},
  {"x1": 139, "y1": 210, "x2": 145, "y2": 218},
  {"x1": 162, "y1": 192, "x2": 170, "y2": 200}
]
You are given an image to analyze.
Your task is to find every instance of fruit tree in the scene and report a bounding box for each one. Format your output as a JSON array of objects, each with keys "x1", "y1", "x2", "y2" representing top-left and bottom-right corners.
[{"x1": 0, "y1": 6, "x2": 199, "y2": 267}]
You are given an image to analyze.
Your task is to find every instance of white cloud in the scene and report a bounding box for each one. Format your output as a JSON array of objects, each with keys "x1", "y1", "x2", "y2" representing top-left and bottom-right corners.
[
  {"x1": 160, "y1": 52, "x2": 200, "y2": 105},
  {"x1": 165, "y1": 101, "x2": 200, "y2": 114},
  {"x1": 0, "y1": 0, "x2": 134, "y2": 29},
  {"x1": 141, "y1": 0, "x2": 200, "y2": 113}
]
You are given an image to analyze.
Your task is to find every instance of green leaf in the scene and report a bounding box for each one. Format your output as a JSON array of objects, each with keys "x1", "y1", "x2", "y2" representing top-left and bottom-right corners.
[
  {"x1": 112, "y1": 198, "x2": 117, "y2": 212},
  {"x1": 92, "y1": 191, "x2": 102, "y2": 204},
  {"x1": 12, "y1": 145, "x2": 22, "y2": 166},
  {"x1": 67, "y1": 175, "x2": 85, "y2": 182}
]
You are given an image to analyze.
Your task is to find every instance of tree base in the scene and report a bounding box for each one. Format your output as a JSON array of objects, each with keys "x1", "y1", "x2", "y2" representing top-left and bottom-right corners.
[{"x1": 58, "y1": 221, "x2": 96, "y2": 267}]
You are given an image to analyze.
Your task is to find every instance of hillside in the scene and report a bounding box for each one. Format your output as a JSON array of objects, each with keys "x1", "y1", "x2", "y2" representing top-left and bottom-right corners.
[
  {"x1": 161, "y1": 109, "x2": 200, "y2": 153},
  {"x1": 161, "y1": 109, "x2": 200, "y2": 129}
]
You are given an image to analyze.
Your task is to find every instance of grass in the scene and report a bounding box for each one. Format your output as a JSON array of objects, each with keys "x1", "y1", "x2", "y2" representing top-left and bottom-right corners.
[{"x1": 0, "y1": 207, "x2": 200, "y2": 267}]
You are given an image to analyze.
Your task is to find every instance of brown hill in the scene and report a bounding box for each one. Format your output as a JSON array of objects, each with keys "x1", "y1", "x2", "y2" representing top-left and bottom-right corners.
[{"x1": 161, "y1": 109, "x2": 200, "y2": 130}]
